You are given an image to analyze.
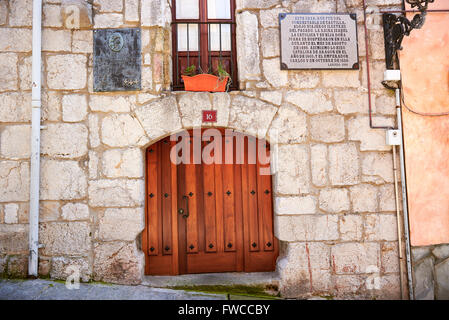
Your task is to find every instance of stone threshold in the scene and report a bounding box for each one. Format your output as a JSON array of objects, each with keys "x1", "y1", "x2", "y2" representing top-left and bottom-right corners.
[{"x1": 142, "y1": 272, "x2": 280, "y2": 289}]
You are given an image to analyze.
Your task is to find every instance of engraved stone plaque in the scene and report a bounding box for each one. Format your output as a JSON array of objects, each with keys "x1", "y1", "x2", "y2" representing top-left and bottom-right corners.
[
  {"x1": 280, "y1": 13, "x2": 359, "y2": 70},
  {"x1": 93, "y1": 28, "x2": 141, "y2": 92}
]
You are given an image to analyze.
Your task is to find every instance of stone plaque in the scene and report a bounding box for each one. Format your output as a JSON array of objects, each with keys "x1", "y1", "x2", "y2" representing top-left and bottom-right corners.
[
  {"x1": 93, "y1": 28, "x2": 141, "y2": 92},
  {"x1": 280, "y1": 13, "x2": 359, "y2": 70}
]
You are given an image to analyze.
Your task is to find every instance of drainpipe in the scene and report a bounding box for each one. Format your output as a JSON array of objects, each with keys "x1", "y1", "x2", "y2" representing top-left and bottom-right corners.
[{"x1": 29, "y1": 0, "x2": 43, "y2": 277}]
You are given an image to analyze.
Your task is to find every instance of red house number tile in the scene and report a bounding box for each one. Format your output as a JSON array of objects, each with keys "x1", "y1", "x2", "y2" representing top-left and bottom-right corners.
[{"x1": 202, "y1": 110, "x2": 217, "y2": 123}]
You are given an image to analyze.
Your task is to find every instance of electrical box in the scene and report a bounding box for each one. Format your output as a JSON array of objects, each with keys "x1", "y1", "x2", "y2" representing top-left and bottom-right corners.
[
  {"x1": 386, "y1": 129, "x2": 401, "y2": 146},
  {"x1": 383, "y1": 70, "x2": 401, "y2": 82}
]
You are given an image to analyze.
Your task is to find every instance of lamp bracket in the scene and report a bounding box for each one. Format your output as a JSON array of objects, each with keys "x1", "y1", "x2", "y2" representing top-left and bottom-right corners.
[{"x1": 382, "y1": 0, "x2": 434, "y2": 69}]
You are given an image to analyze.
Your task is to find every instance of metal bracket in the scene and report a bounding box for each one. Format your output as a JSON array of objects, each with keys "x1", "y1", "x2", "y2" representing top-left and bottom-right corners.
[{"x1": 382, "y1": 0, "x2": 433, "y2": 69}]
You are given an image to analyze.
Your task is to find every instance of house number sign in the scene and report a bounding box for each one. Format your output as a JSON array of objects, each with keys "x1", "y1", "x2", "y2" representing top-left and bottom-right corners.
[
  {"x1": 93, "y1": 28, "x2": 141, "y2": 92},
  {"x1": 280, "y1": 13, "x2": 359, "y2": 70}
]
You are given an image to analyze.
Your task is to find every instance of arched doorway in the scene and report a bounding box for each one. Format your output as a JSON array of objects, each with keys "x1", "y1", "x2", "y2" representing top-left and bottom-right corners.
[{"x1": 143, "y1": 128, "x2": 278, "y2": 275}]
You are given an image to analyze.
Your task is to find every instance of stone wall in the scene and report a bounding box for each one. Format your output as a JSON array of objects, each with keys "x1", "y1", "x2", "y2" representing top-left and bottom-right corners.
[
  {"x1": 412, "y1": 244, "x2": 449, "y2": 300},
  {"x1": 0, "y1": 0, "x2": 407, "y2": 299}
]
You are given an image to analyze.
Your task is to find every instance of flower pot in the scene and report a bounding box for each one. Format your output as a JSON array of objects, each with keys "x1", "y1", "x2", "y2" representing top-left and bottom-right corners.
[{"x1": 182, "y1": 74, "x2": 229, "y2": 92}]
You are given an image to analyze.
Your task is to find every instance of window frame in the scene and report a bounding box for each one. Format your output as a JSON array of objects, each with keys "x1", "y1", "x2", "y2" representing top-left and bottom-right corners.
[{"x1": 171, "y1": 0, "x2": 239, "y2": 91}]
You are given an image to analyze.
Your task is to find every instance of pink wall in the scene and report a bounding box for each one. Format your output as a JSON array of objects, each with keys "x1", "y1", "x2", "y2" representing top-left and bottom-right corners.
[{"x1": 399, "y1": 1, "x2": 449, "y2": 246}]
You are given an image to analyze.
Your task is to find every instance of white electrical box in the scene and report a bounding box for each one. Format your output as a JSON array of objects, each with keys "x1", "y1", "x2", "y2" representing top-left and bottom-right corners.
[
  {"x1": 386, "y1": 129, "x2": 401, "y2": 146},
  {"x1": 384, "y1": 70, "x2": 401, "y2": 82}
]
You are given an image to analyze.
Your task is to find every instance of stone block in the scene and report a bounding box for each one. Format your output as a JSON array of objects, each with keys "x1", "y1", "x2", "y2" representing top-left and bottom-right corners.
[
  {"x1": 98, "y1": 208, "x2": 144, "y2": 241},
  {"x1": 229, "y1": 96, "x2": 277, "y2": 138},
  {"x1": 432, "y1": 245, "x2": 449, "y2": 261},
  {"x1": 41, "y1": 123, "x2": 88, "y2": 158},
  {"x1": 93, "y1": 241, "x2": 142, "y2": 285},
  {"x1": 362, "y1": 152, "x2": 394, "y2": 184},
  {"x1": 263, "y1": 58, "x2": 288, "y2": 87},
  {"x1": 47, "y1": 54, "x2": 87, "y2": 90},
  {"x1": 319, "y1": 188, "x2": 350, "y2": 213},
  {"x1": 276, "y1": 215, "x2": 339, "y2": 241},
  {"x1": 293, "y1": 0, "x2": 337, "y2": 12},
  {"x1": 39, "y1": 201, "x2": 61, "y2": 222},
  {"x1": 42, "y1": 29, "x2": 72, "y2": 51},
  {"x1": 414, "y1": 257, "x2": 435, "y2": 300},
  {"x1": 0, "y1": 0, "x2": 6, "y2": 25},
  {"x1": 340, "y1": 214, "x2": 363, "y2": 241},
  {"x1": 364, "y1": 214, "x2": 398, "y2": 241},
  {"x1": 260, "y1": 8, "x2": 287, "y2": 28},
  {"x1": 101, "y1": 114, "x2": 148, "y2": 147},
  {"x1": 88, "y1": 114, "x2": 100, "y2": 148},
  {"x1": 125, "y1": 0, "x2": 139, "y2": 22},
  {"x1": 378, "y1": 184, "x2": 398, "y2": 212},
  {"x1": 310, "y1": 114, "x2": 345, "y2": 143},
  {"x1": 412, "y1": 246, "x2": 431, "y2": 262},
  {"x1": 9, "y1": 0, "x2": 33, "y2": 26},
  {"x1": 62, "y1": 94, "x2": 88, "y2": 122},
  {"x1": 0, "y1": 28, "x2": 32, "y2": 52},
  {"x1": 0, "y1": 53, "x2": 18, "y2": 91},
  {"x1": 381, "y1": 242, "x2": 399, "y2": 273},
  {"x1": 236, "y1": 11, "x2": 261, "y2": 81},
  {"x1": 94, "y1": 0, "x2": 122, "y2": 12},
  {"x1": 0, "y1": 224, "x2": 29, "y2": 254},
  {"x1": 39, "y1": 222, "x2": 90, "y2": 256},
  {"x1": 310, "y1": 144, "x2": 328, "y2": 187},
  {"x1": 0, "y1": 125, "x2": 31, "y2": 159},
  {"x1": 0, "y1": 161, "x2": 30, "y2": 202},
  {"x1": 275, "y1": 196, "x2": 316, "y2": 215},
  {"x1": 375, "y1": 93, "x2": 396, "y2": 115},
  {"x1": 435, "y1": 257, "x2": 449, "y2": 300},
  {"x1": 7, "y1": 256, "x2": 28, "y2": 277},
  {"x1": 72, "y1": 30, "x2": 93, "y2": 53},
  {"x1": 43, "y1": 4, "x2": 63, "y2": 27},
  {"x1": 259, "y1": 91, "x2": 282, "y2": 106},
  {"x1": 178, "y1": 92, "x2": 212, "y2": 127},
  {"x1": 94, "y1": 13, "x2": 123, "y2": 28},
  {"x1": 285, "y1": 90, "x2": 333, "y2": 114},
  {"x1": 350, "y1": 184, "x2": 378, "y2": 213},
  {"x1": 135, "y1": 97, "x2": 181, "y2": 141},
  {"x1": 268, "y1": 103, "x2": 307, "y2": 144},
  {"x1": 19, "y1": 55, "x2": 32, "y2": 90},
  {"x1": 289, "y1": 71, "x2": 320, "y2": 89},
  {"x1": 141, "y1": 0, "x2": 170, "y2": 27},
  {"x1": 329, "y1": 143, "x2": 360, "y2": 186},
  {"x1": 212, "y1": 93, "x2": 231, "y2": 127},
  {"x1": 88, "y1": 179, "x2": 144, "y2": 207},
  {"x1": 4, "y1": 204, "x2": 19, "y2": 224},
  {"x1": 335, "y1": 89, "x2": 368, "y2": 115},
  {"x1": 89, "y1": 95, "x2": 134, "y2": 113},
  {"x1": 42, "y1": 91, "x2": 61, "y2": 121},
  {"x1": 273, "y1": 144, "x2": 310, "y2": 195},
  {"x1": 51, "y1": 256, "x2": 91, "y2": 282},
  {"x1": 88, "y1": 150, "x2": 98, "y2": 179},
  {"x1": 38, "y1": 258, "x2": 51, "y2": 277},
  {"x1": 278, "y1": 242, "x2": 331, "y2": 297},
  {"x1": 102, "y1": 148, "x2": 143, "y2": 178},
  {"x1": 322, "y1": 70, "x2": 360, "y2": 88},
  {"x1": 40, "y1": 159, "x2": 87, "y2": 200},
  {"x1": 0, "y1": 93, "x2": 31, "y2": 123},
  {"x1": 331, "y1": 242, "x2": 380, "y2": 274},
  {"x1": 61, "y1": 203, "x2": 89, "y2": 221}
]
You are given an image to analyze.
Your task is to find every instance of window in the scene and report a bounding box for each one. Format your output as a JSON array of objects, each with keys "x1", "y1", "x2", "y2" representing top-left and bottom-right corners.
[{"x1": 172, "y1": 0, "x2": 238, "y2": 91}]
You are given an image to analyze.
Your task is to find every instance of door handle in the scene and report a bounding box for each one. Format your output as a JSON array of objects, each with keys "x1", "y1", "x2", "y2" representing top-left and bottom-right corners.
[{"x1": 179, "y1": 195, "x2": 189, "y2": 219}]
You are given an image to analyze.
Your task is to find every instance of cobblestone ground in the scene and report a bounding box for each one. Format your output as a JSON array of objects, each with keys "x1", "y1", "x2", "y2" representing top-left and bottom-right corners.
[{"x1": 0, "y1": 279, "x2": 226, "y2": 300}]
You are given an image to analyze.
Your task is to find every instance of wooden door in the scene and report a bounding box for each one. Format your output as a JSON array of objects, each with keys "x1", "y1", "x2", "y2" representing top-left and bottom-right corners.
[{"x1": 144, "y1": 129, "x2": 278, "y2": 275}]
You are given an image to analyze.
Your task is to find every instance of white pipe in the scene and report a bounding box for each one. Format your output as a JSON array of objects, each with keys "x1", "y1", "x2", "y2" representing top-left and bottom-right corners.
[
  {"x1": 29, "y1": 0, "x2": 43, "y2": 277},
  {"x1": 396, "y1": 88, "x2": 414, "y2": 300}
]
